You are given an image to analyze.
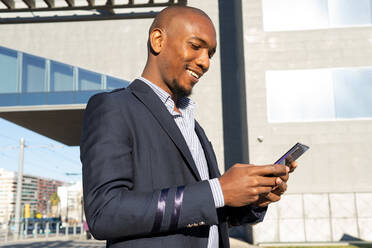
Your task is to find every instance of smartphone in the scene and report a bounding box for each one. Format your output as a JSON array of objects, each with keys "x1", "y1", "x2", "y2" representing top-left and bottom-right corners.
[{"x1": 274, "y1": 142, "x2": 309, "y2": 165}]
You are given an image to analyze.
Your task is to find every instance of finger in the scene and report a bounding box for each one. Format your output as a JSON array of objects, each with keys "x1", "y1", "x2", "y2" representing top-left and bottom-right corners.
[
  {"x1": 289, "y1": 161, "x2": 298, "y2": 173},
  {"x1": 257, "y1": 201, "x2": 271, "y2": 208},
  {"x1": 276, "y1": 178, "x2": 287, "y2": 193},
  {"x1": 264, "y1": 192, "x2": 281, "y2": 202},
  {"x1": 280, "y1": 173, "x2": 289, "y2": 182},
  {"x1": 253, "y1": 196, "x2": 271, "y2": 207},
  {"x1": 250, "y1": 164, "x2": 288, "y2": 177},
  {"x1": 271, "y1": 187, "x2": 283, "y2": 196},
  {"x1": 255, "y1": 186, "x2": 274, "y2": 194},
  {"x1": 233, "y1": 163, "x2": 254, "y2": 168},
  {"x1": 267, "y1": 183, "x2": 286, "y2": 198},
  {"x1": 253, "y1": 176, "x2": 278, "y2": 187}
]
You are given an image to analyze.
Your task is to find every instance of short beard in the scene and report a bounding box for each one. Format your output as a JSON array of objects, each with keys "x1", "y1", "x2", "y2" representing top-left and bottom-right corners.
[{"x1": 170, "y1": 79, "x2": 193, "y2": 100}]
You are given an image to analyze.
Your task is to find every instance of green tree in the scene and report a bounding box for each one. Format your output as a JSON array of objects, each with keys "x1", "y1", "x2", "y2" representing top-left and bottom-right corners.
[{"x1": 50, "y1": 192, "x2": 60, "y2": 206}]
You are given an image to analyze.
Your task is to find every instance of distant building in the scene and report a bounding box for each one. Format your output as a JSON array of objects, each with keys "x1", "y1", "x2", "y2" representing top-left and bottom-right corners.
[
  {"x1": 58, "y1": 181, "x2": 83, "y2": 224},
  {"x1": 38, "y1": 178, "x2": 64, "y2": 216},
  {"x1": 0, "y1": 168, "x2": 64, "y2": 224}
]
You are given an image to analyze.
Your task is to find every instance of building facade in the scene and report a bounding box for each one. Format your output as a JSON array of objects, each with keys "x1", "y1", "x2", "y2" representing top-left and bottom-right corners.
[
  {"x1": 242, "y1": 0, "x2": 372, "y2": 243},
  {"x1": 0, "y1": 168, "x2": 38, "y2": 224}
]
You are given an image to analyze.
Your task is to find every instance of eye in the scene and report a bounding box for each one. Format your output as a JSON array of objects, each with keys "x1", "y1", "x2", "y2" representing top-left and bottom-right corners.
[{"x1": 190, "y1": 42, "x2": 201, "y2": 50}]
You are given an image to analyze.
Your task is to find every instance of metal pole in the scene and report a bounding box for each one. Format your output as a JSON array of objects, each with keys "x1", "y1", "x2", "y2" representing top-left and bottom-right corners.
[
  {"x1": 65, "y1": 223, "x2": 69, "y2": 238},
  {"x1": 33, "y1": 223, "x2": 38, "y2": 239},
  {"x1": 45, "y1": 222, "x2": 49, "y2": 239},
  {"x1": 56, "y1": 222, "x2": 60, "y2": 236},
  {"x1": 73, "y1": 223, "x2": 76, "y2": 235},
  {"x1": 327, "y1": 193, "x2": 334, "y2": 241},
  {"x1": 24, "y1": 218, "x2": 28, "y2": 239},
  {"x1": 14, "y1": 138, "x2": 25, "y2": 240}
]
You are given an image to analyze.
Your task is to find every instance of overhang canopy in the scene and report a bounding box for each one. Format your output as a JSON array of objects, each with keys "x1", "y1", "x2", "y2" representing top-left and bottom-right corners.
[
  {"x1": 0, "y1": 0, "x2": 187, "y2": 23},
  {"x1": 0, "y1": 105, "x2": 85, "y2": 146}
]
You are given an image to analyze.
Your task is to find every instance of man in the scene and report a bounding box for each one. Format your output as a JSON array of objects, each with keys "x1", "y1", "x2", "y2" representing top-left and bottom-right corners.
[{"x1": 80, "y1": 5, "x2": 296, "y2": 248}]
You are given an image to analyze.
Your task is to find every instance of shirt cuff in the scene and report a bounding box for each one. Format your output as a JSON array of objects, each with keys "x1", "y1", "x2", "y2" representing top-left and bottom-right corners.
[{"x1": 208, "y1": 178, "x2": 225, "y2": 208}]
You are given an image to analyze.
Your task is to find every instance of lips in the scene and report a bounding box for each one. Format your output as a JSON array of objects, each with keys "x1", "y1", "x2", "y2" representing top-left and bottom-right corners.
[
  {"x1": 186, "y1": 69, "x2": 200, "y2": 79},
  {"x1": 186, "y1": 68, "x2": 203, "y2": 85}
]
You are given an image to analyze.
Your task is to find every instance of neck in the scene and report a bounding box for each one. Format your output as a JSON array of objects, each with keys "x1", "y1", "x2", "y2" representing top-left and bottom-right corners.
[{"x1": 142, "y1": 65, "x2": 177, "y2": 103}]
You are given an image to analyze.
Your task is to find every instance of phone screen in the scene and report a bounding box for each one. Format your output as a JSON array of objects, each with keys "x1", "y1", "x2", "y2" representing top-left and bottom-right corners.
[{"x1": 274, "y1": 143, "x2": 309, "y2": 165}]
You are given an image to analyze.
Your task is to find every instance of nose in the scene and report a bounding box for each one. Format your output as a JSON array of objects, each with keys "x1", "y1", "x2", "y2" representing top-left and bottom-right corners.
[{"x1": 196, "y1": 50, "x2": 210, "y2": 73}]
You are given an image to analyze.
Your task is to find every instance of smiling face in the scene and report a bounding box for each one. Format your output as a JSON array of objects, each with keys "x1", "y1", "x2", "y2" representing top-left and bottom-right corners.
[{"x1": 145, "y1": 9, "x2": 217, "y2": 100}]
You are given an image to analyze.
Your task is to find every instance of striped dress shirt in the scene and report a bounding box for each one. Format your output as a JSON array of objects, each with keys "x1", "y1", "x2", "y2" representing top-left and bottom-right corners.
[{"x1": 139, "y1": 77, "x2": 225, "y2": 248}]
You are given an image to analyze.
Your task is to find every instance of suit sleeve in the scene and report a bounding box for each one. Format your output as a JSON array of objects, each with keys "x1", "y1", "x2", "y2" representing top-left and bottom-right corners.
[
  {"x1": 195, "y1": 122, "x2": 267, "y2": 227},
  {"x1": 224, "y1": 206, "x2": 267, "y2": 226},
  {"x1": 80, "y1": 93, "x2": 218, "y2": 240}
]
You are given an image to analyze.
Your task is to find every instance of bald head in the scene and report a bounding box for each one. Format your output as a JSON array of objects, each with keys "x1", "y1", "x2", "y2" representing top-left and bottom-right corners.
[{"x1": 149, "y1": 6, "x2": 212, "y2": 36}]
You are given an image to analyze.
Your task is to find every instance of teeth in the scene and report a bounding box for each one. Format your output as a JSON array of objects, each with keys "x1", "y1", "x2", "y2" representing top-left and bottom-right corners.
[{"x1": 187, "y1": 69, "x2": 199, "y2": 79}]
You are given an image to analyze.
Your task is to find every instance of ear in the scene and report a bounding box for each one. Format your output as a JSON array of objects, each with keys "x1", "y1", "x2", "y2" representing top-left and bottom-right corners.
[{"x1": 149, "y1": 28, "x2": 164, "y2": 54}]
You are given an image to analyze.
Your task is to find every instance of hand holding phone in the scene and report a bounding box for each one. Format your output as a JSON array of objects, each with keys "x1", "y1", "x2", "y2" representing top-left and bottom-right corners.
[{"x1": 274, "y1": 142, "x2": 309, "y2": 165}]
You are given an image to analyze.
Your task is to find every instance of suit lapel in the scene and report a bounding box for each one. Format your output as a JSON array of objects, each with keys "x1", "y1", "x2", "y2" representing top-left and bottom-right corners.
[
  {"x1": 194, "y1": 121, "x2": 221, "y2": 178},
  {"x1": 129, "y1": 79, "x2": 202, "y2": 181}
]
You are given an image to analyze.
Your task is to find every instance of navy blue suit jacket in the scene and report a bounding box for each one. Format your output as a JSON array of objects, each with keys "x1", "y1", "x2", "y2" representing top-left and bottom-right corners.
[{"x1": 80, "y1": 79, "x2": 266, "y2": 248}]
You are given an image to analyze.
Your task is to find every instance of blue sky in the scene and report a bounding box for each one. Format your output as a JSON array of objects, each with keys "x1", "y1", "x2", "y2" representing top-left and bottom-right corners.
[{"x1": 0, "y1": 118, "x2": 82, "y2": 183}]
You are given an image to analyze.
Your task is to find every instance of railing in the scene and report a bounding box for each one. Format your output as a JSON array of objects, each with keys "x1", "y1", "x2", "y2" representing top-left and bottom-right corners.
[
  {"x1": 0, "y1": 221, "x2": 85, "y2": 243},
  {"x1": 253, "y1": 192, "x2": 372, "y2": 244}
]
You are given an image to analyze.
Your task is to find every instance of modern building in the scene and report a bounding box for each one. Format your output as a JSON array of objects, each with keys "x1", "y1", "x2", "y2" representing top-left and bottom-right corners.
[
  {"x1": 0, "y1": 0, "x2": 371, "y2": 244},
  {"x1": 0, "y1": 168, "x2": 38, "y2": 224}
]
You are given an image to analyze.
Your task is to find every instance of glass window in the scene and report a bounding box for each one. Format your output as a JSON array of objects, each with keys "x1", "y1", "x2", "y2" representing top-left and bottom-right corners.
[
  {"x1": 106, "y1": 76, "x2": 129, "y2": 90},
  {"x1": 266, "y1": 69, "x2": 335, "y2": 122},
  {"x1": 262, "y1": 0, "x2": 329, "y2": 31},
  {"x1": 266, "y1": 68, "x2": 372, "y2": 122},
  {"x1": 22, "y1": 53, "x2": 46, "y2": 93},
  {"x1": 0, "y1": 47, "x2": 18, "y2": 93},
  {"x1": 328, "y1": 0, "x2": 371, "y2": 26},
  {"x1": 78, "y1": 69, "x2": 101, "y2": 91},
  {"x1": 50, "y1": 61, "x2": 74, "y2": 92},
  {"x1": 333, "y1": 68, "x2": 372, "y2": 118},
  {"x1": 262, "y1": 0, "x2": 372, "y2": 31}
]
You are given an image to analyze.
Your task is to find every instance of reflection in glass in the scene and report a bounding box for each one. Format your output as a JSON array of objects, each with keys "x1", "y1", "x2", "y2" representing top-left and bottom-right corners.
[
  {"x1": 0, "y1": 47, "x2": 18, "y2": 93},
  {"x1": 20, "y1": 92, "x2": 46, "y2": 106},
  {"x1": 107, "y1": 76, "x2": 129, "y2": 90},
  {"x1": 333, "y1": 69, "x2": 372, "y2": 118},
  {"x1": 79, "y1": 69, "x2": 101, "y2": 90},
  {"x1": 266, "y1": 69, "x2": 335, "y2": 122},
  {"x1": 50, "y1": 61, "x2": 74, "y2": 92},
  {"x1": 262, "y1": 0, "x2": 372, "y2": 31},
  {"x1": 22, "y1": 53, "x2": 46, "y2": 93},
  {"x1": 48, "y1": 92, "x2": 74, "y2": 105},
  {"x1": 262, "y1": 0, "x2": 329, "y2": 31},
  {"x1": 75, "y1": 91, "x2": 101, "y2": 104},
  {"x1": 328, "y1": 0, "x2": 371, "y2": 26}
]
